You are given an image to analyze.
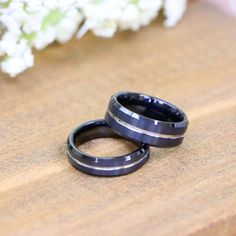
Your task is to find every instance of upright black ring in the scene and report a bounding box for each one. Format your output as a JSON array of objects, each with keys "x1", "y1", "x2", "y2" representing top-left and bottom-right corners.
[
  {"x1": 105, "y1": 91, "x2": 189, "y2": 147},
  {"x1": 67, "y1": 119, "x2": 150, "y2": 176}
]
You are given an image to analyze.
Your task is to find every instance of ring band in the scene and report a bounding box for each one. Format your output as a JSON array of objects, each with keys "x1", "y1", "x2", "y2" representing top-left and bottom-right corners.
[
  {"x1": 67, "y1": 119, "x2": 150, "y2": 176},
  {"x1": 105, "y1": 91, "x2": 189, "y2": 147}
]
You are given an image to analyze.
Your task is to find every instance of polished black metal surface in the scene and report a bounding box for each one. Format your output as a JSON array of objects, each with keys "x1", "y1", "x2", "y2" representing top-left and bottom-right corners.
[
  {"x1": 105, "y1": 92, "x2": 189, "y2": 147},
  {"x1": 67, "y1": 119, "x2": 150, "y2": 176}
]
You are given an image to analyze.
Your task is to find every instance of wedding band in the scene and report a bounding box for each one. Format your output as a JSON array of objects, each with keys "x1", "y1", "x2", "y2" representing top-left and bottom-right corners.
[
  {"x1": 67, "y1": 119, "x2": 150, "y2": 176},
  {"x1": 105, "y1": 91, "x2": 189, "y2": 147}
]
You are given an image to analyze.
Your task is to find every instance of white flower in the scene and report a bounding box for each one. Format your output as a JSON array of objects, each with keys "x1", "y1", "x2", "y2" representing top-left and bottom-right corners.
[
  {"x1": 77, "y1": 0, "x2": 163, "y2": 37},
  {"x1": 119, "y1": 4, "x2": 141, "y2": 31},
  {"x1": 33, "y1": 8, "x2": 83, "y2": 49},
  {"x1": 33, "y1": 27, "x2": 56, "y2": 50},
  {"x1": 0, "y1": 0, "x2": 188, "y2": 77},
  {"x1": 118, "y1": 0, "x2": 163, "y2": 31},
  {"x1": 77, "y1": 1, "x2": 122, "y2": 38},
  {"x1": 56, "y1": 8, "x2": 83, "y2": 43},
  {"x1": 163, "y1": 0, "x2": 187, "y2": 27},
  {"x1": 0, "y1": 32, "x2": 18, "y2": 56},
  {"x1": 1, "y1": 39, "x2": 34, "y2": 77},
  {"x1": 138, "y1": 0, "x2": 163, "y2": 25}
]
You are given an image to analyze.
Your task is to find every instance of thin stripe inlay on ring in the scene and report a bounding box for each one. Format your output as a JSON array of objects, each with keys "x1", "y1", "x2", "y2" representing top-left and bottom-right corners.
[
  {"x1": 67, "y1": 150, "x2": 149, "y2": 171},
  {"x1": 107, "y1": 110, "x2": 184, "y2": 140}
]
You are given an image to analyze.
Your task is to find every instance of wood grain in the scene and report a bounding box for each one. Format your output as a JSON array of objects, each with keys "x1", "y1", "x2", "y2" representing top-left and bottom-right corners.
[{"x1": 0, "y1": 2, "x2": 236, "y2": 236}]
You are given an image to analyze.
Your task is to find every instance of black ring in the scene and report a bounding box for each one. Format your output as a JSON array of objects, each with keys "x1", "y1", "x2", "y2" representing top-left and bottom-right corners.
[
  {"x1": 67, "y1": 119, "x2": 150, "y2": 176},
  {"x1": 105, "y1": 91, "x2": 189, "y2": 147}
]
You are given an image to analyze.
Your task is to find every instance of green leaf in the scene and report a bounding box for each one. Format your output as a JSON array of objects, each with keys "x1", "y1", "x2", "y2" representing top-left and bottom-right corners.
[{"x1": 42, "y1": 9, "x2": 64, "y2": 31}]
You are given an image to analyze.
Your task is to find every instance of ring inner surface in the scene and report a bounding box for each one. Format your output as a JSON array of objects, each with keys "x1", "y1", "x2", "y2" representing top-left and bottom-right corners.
[
  {"x1": 74, "y1": 125, "x2": 139, "y2": 157},
  {"x1": 117, "y1": 94, "x2": 184, "y2": 122}
]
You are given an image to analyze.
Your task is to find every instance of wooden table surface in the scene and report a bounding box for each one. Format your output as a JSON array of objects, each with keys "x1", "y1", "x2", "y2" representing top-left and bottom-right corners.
[{"x1": 1, "y1": 2, "x2": 236, "y2": 236}]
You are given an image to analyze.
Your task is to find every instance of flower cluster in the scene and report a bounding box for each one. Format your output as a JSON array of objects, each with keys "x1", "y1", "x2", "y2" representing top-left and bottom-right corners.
[{"x1": 0, "y1": 0, "x2": 187, "y2": 77}]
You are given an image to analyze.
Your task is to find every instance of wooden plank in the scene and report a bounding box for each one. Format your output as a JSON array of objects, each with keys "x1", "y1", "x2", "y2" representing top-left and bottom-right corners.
[{"x1": 0, "y1": 2, "x2": 236, "y2": 235}]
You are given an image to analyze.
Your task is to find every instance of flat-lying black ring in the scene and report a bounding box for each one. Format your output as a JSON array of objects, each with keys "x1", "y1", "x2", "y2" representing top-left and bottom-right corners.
[
  {"x1": 67, "y1": 119, "x2": 150, "y2": 176},
  {"x1": 105, "y1": 91, "x2": 189, "y2": 147}
]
